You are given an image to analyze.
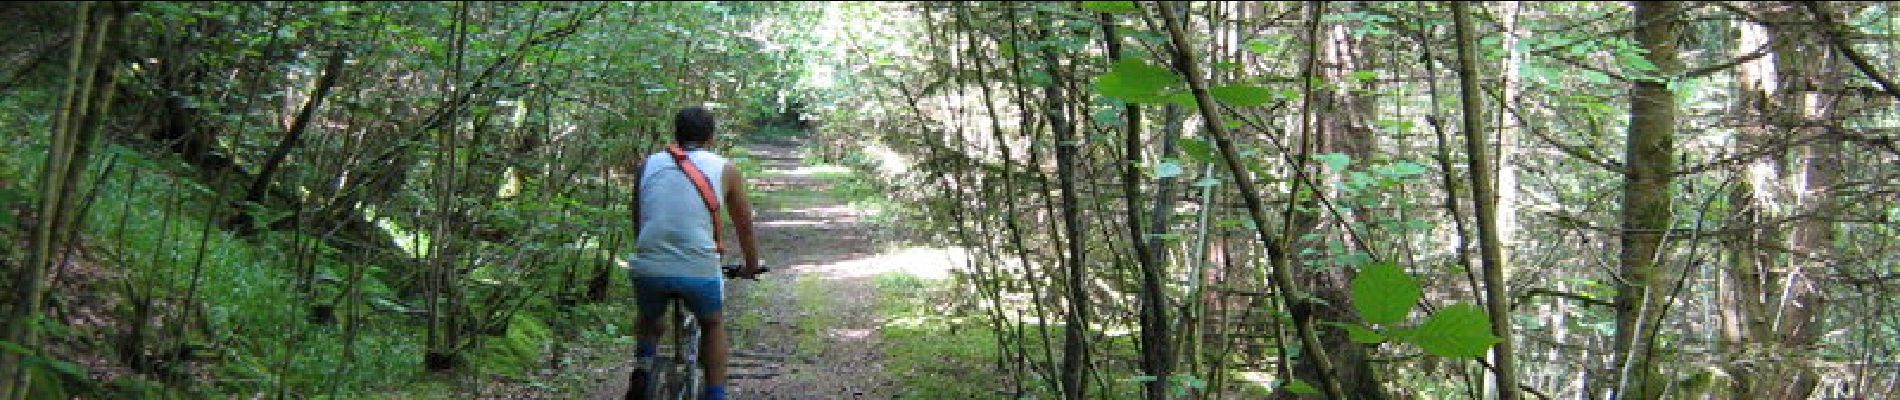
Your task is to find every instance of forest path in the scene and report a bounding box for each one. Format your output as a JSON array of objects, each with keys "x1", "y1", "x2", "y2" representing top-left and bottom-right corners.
[{"x1": 579, "y1": 137, "x2": 958, "y2": 399}]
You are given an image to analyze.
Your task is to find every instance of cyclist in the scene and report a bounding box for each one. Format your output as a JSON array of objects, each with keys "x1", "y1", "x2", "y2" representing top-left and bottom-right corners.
[{"x1": 626, "y1": 105, "x2": 762, "y2": 400}]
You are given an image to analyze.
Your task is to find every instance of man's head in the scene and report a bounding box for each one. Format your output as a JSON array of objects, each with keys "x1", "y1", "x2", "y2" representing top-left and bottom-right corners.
[{"x1": 674, "y1": 106, "x2": 716, "y2": 145}]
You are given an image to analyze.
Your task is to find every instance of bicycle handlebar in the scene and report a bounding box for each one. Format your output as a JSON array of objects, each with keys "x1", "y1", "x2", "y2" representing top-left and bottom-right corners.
[{"x1": 721, "y1": 264, "x2": 769, "y2": 280}]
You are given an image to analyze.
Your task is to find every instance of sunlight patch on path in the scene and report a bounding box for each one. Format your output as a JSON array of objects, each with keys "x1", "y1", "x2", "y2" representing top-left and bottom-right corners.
[
  {"x1": 795, "y1": 246, "x2": 970, "y2": 281},
  {"x1": 827, "y1": 328, "x2": 877, "y2": 340},
  {"x1": 764, "y1": 164, "x2": 852, "y2": 177}
]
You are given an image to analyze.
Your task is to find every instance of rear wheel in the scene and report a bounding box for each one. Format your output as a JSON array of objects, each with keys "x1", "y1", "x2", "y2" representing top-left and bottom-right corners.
[
  {"x1": 627, "y1": 355, "x2": 660, "y2": 400},
  {"x1": 682, "y1": 318, "x2": 704, "y2": 399},
  {"x1": 669, "y1": 305, "x2": 699, "y2": 400}
]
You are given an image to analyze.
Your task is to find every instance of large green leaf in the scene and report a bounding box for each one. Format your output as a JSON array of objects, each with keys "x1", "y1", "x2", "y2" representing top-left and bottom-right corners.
[
  {"x1": 1412, "y1": 304, "x2": 1502, "y2": 358},
  {"x1": 1323, "y1": 322, "x2": 1388, "y2": 344},
  {"x1": 1081, "y1": 1, "x2": 1139, "y2": 13},
  {"x1": 1207, "y1": 85, "x2": 1274, "y2": 107},
  {"x1": 1285, "y1": 379, "x2": 1319, "y2": 395},
  {"x1": 1178, "y1": 138, "x2": 1215, "y2": 163},
  {"x1": 1094, "y1": 58, "x2": 1181, "y2": 103},
  {"x1": 1351, "y1": 262, "x2": 1419, "y2": 325}
]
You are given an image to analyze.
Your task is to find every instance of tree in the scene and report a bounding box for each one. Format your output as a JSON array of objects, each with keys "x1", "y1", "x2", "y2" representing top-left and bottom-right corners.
[{"x1": 1611, "y1": 2, "x2": 1682, "y2": 399}]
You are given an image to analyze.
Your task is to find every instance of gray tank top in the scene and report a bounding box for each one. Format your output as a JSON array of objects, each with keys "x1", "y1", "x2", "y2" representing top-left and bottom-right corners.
[{"x1": 629, "y1": 148, "x2": 728, "y2": 278}]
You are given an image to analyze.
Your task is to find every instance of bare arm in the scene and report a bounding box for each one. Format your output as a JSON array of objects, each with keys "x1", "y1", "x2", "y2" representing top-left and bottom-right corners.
[
  {"x1": 723, "y1": 163, "x2": 760, "y2": 275},
  {"x1": 629, "y1": 157, "x2": 644, "y2": 243}
]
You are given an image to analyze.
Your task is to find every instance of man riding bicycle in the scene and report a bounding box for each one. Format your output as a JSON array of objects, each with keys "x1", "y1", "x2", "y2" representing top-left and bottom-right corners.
[{"x1": 627, "y1": 105, "x2": 762, "y2": 400}]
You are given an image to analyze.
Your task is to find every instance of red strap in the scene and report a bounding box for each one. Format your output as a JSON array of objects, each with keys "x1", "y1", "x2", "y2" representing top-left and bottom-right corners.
[{"x1": 666, "y1": 145, "x2": 725, "y2": 254}]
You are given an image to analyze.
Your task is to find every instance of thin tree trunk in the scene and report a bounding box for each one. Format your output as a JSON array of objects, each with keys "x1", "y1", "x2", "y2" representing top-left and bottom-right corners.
[
  {"x1": 1100, "y1": 9, "x2": 1173, "y2": 399},
  {"x1": 956, "y1": 3, "x2": 1029, "y2": 389},
  {"x1": 1612, "y1": 3, "x2": 1681, "y2": 399},
  {"x1": 1159, "y1": 2, "x2": 1345, "y2": 399},
  {"x1": 239, "y1": 45, "x2": 349, "y2": 223},
  {"x1": 1037, "y1": 19, "x2": 1092, "y2": 400},
  {"x1": 1452, "y1": 3, "x2": 1521, "y2": 398},
  {"x1": 1764, "y1": 4, "x2": 1839, "y2": 397},
  {"x1": 1719, "y1": 6, "x2": 1783, "y2": 396},
  {"x1": 1, "y1": 3, "x2": 117, "y2": 398}
]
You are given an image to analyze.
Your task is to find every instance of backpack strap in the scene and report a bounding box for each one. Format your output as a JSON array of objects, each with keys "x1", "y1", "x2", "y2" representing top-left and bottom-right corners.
[{"x1": 666, "y1": 145, "x2": 725, "y2": 254}]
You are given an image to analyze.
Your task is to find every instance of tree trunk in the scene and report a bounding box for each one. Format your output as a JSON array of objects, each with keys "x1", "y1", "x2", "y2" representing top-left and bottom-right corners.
[
  {"x1": 1099, "y1": 10, "x2": 1173, "y2": 400},
  {"x1": 1612, "y1": 2, "x2": 1681, "y2": 399},
  {"x1": 1286, "y1": 4, "x2": 1389, "y2": 399},
  {"x1": 1, "y1": 3, "x2": 118, "y2": 398},
  {"x1": 1039, "y1": 23, "x2": 1092, "y2": 400},
  {"x1": 1160, "y1": 2, "x2": 1346, "y2": 398},
  {"x1": 237, "y1": 45, "x2": 349, "y2": 226},
  {"x1": 1453, "y1": 3, "x2": 1521, "y2": 399},
  {"x1": 1716, "y1": 4, "x2": 1842, "y2": 398}
]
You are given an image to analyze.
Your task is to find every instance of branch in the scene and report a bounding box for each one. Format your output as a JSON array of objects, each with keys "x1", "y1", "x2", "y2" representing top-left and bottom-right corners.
[
  {"x1": 1513, "y1": 288, "x2": 1615, "y2": 311},
  {"x1": 1682, "y1": 42, "x2": 1770, "y2": 78},
  {"x1": 1804, "y1": 1, "x2": 1900, "y2": 101},
  {"x1": 0, "y1": 35, "x2": 73, "y2": 94}
]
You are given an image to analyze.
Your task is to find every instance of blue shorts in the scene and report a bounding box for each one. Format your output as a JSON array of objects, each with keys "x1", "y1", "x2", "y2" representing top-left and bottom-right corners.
[{"x1": 632, "y1": 277, "x2": 724, "y2": 318}]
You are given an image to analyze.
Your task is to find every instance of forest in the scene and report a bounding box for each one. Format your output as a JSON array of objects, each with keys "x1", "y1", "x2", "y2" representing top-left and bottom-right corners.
[{"x1": 1, "y1": 1, "x2": 1897, "y2": 399}]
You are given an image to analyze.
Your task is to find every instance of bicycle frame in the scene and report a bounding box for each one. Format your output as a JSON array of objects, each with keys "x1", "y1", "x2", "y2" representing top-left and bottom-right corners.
[{"x1": 639, "y1": 297, "x2": 704, "y2": 400}]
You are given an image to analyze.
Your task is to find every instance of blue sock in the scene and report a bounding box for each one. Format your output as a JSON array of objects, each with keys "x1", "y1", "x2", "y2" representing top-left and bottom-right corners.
[
  {"x1": 704, "y1": 385, "x2": 727, "y2": 400},
  {"x1": 635, "y1": 343, "x2": 657, "y2": 358}
]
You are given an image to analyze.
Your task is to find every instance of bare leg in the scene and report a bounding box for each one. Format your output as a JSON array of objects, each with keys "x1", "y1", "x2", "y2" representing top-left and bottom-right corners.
[
  {"x1": 697, "y1": 312, "x2": 728, "y2": 390},
  {"x1": 635, "y1": 309, "x2": 664, "y2": 358},
  {"x1": 627, "y1": 309, "x2": 664, "y2": 400}
]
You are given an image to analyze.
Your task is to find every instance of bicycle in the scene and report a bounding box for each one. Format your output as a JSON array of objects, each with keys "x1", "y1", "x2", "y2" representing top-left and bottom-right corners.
[{"x1": 628, "y1": 264, "x2": 767, "y2": 400}]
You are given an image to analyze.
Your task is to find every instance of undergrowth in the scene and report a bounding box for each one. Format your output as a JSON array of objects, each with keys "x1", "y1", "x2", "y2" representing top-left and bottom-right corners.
[{"x1": 0, "y1": 136, "x2": 637, "y2": 398}]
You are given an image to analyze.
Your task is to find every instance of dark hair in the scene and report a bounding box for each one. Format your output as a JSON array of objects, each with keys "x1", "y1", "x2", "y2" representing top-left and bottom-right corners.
[{"x1": 674, "y1": 106, "x2": 716, "y2": 145}]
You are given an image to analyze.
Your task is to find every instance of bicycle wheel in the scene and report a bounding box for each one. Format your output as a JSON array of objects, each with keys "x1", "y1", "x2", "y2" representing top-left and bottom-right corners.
[
  {"x1": 641, "y1": 302, "x2": 687, "y2": 400},
  {"x1": 668, "y1": 302, "x2": 697, "y2": 400},
  {"x1": 631, "y1": 355, "x2": 662, "y2": 400},
  {"x1": 681, "y1": 316, "x2": 704, "y2": 400}
]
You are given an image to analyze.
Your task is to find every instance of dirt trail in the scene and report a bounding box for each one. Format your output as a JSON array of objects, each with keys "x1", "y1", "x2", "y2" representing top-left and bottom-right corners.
[{"x1": 581, "y1": 138, "x2": 959, "y2": 399}]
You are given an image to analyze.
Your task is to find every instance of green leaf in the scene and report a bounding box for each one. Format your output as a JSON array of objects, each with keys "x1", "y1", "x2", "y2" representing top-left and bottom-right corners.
[
  {"x1": 0, "y1": 339, "x2": 31, "y2": 356},
  {"x1": 1154, "y1": 160, "x2": 1185, "y2": 178},
  {"x1": 1620, "y1": 52, "x2": 1659, "y2": 72},
  {"x1": 1093, "y1": 108, "x2": 1123, "y2": 125},
  {"x1": 1165, "y1": 92, "x2": 1198, "y2": 108},
  {"x1": 1178, "y1": 374, "x2": 1206, "y2": 389},
  {"x1": 0, "y1": 186, "x2": 23, "y2": 226},
  {"x1": 1028, "y1": 71, "x2": 1055, "y2": 87},
  {"x1": 1081, "y1": 1, "x2": 1140, "y2": 13},
  {"x1": 1246, "y1": 38, "x2": 1279, "y2": 54},
  {"x1": 1179, "y1": 138, "x2": 1215, "y2": 163},
  {"x1": 1412, "y1": 304, "x2": 1502, "y2": 358},
  {"x1": 1324, "y1": 322, "x2": 1388, "y2": 344},
  {"x1": 1351, "y1": 262, "x2": 1420, "y2": 325},
  {"x1": 1582, "y1": 69, "x2": 1612, "y2": 85},
  {"x1": 1094, "y1": 58, "x2": 1182, "y2": 103},
  {"x1": 1387, "y1": 161, "x2": 1428, "y2": 177},
  {"x1": 1381, "y1": 325, "x2": 1417, "y2": 341},
  {"x1": 1286, "y1": 379, "x2": 1319, "y2": 395},
  {"x1": 1346, "y1": 324, "x2": 1387, "y2": 344},
  {"x1": 1313, "y1": 152, "x2": 1352, "y2": 170},
  {"x1": 1208, "y1": 85, "x2": 1274, "y2": 107}
]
